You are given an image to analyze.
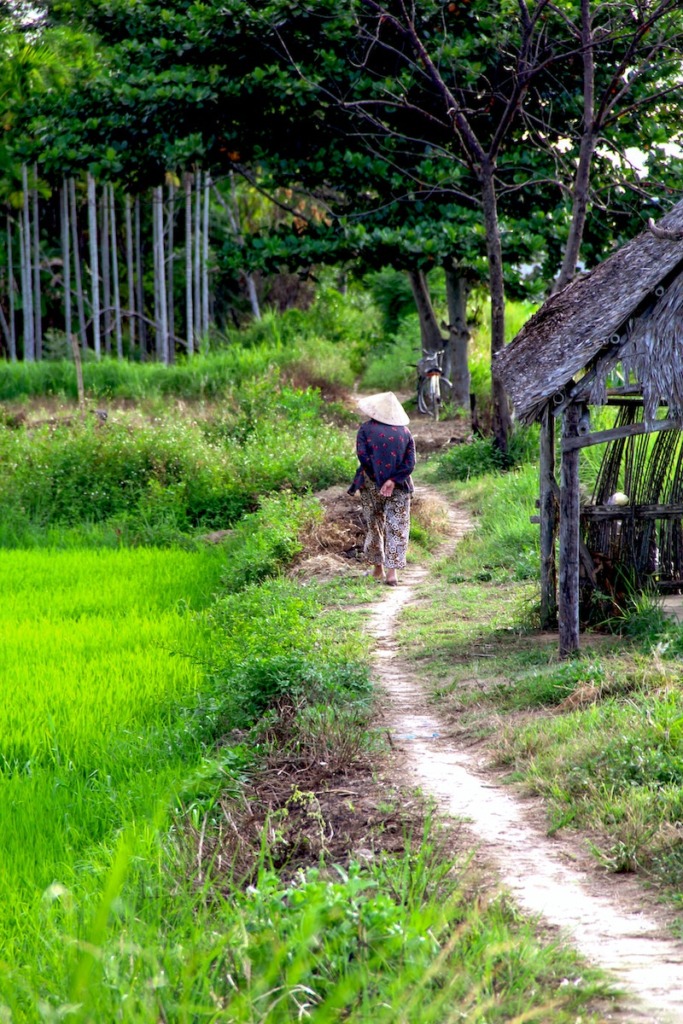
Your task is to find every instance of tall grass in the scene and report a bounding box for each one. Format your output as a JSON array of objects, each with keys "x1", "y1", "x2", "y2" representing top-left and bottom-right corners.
[
  {"x1": 0, "y1": 385, "x2": 354, "y2": 546},
  {"x1": 0, "y1": 288, "x2": 376, "y2": 402}
]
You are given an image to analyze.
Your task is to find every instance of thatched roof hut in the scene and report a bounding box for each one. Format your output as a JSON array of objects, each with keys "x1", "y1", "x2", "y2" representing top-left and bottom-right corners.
[
  {"x1": 495, "y1": 199, "x2": 683, "y2": 426},
  {"x1": 494, "y1": 201, "x2": 683, "y2": 656}
]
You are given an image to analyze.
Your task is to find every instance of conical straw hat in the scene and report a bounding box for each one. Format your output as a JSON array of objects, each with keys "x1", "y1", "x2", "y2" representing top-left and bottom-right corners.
[{"x1": 357, "y1": 392, "x2": 410, "y2": 426}]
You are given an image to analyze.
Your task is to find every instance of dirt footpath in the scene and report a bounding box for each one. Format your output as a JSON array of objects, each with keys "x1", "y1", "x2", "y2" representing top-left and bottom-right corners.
[{"x1": 370, "y1": 488, "x2": 683, "y2": 1024}]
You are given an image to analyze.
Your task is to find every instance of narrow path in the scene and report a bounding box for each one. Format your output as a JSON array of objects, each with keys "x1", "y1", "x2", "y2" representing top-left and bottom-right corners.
[{"x1": 369, "y1": 486, "x2": 683, "y2": 1024}]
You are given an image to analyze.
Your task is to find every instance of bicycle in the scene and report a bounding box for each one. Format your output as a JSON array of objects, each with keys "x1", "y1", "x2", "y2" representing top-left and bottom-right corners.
[{"x1": 416, "y1": 350, "x2": 452, "y2": 421}]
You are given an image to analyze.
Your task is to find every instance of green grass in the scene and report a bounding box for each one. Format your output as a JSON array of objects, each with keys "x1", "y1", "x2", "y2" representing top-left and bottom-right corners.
[
  {"x1": 0, "y1": 547, "x2": 226, "y2": 966},
  {"x1": 0, "y1": 546, "x2": 377, "y2": 1013},
  {"x1": 0, "y1": 385, "x2": 355, "y2": 546},
  {"x1": 0, "y1": 472, "x2": 615, "y2": 1023},
  {"x1": 0, "y1": 291, "x2": 373, "y2": 403}
]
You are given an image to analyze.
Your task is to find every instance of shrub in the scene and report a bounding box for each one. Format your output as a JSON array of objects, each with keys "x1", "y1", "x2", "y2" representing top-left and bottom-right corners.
[
  {"x1": 435, "y1": 426, "x2": 538, "y2": 482},
  {"x1": 361, "y1": 315, "x2": 421, "y2": 392},
  {"x1": 0, "y1": 388, "x2": 355, "y2": 545}
]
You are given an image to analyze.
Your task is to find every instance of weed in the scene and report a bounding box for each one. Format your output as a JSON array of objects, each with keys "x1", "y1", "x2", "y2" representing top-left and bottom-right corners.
[{"x1": 434, "y1": 426, "x2": 538, "y2": 482}]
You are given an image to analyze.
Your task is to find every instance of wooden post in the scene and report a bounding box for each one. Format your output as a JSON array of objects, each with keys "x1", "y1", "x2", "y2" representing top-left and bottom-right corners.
[
  {"x1": 559, "y1": 403, "x2": 581, "y2": 657},
  {"x1": 540, "y1": 405, "x2": 558, "y2": 628}
]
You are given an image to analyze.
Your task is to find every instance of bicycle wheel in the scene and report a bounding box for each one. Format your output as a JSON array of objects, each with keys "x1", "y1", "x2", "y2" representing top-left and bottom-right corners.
[
  {"x1": 418, "y1": 376, "x2": 439, "y2": 421},
  {"x1": 417, "y1": 376, "x2": 430, "y2": 415}
]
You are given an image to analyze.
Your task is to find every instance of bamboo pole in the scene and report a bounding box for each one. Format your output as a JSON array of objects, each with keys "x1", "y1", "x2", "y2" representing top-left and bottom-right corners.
[
  {"x1": 167, "y1": 180, "x2": 175, "y2": 363},
  {"x1": 152, "y1": 189, "x2": 160, "y2": 359},
  {"x1": 7, "y1": 214, "x2": 16, "y2": 361},
  {"x1": 21, "y1": 164, "x2": 35, "y2": 361},
  {"x1": 101, "y1": 185, "x2": 111, "y2": 353},
  {"x1": 134, "y1": 195, "x2": 146, "y2": 360},
  {"x1": 184, "y1": 173, "x2": 194, "y2": 355},
  {"x1": 202, "y1": 172, "x2": 210, "y2": 337},
  {"x1": 61, "y1": 180, "x2": 72, "y2": 350},
  {"x1": 124, "y1": 194, "x2": 136, "y2": 353},
  {"x1": 69, "y1": 179, "x2": 88, "y2": 352},
  {"x1": 539, "y1": 405, "x2": 558, "y2": 629},
  {"x1": 562, "y1": 417, "x2": 680, "y2": 452},
  {"x1": 193, "y1": 169, "x2": 201, "y2": 342},
  {"x1": 559, "y1": 403, "x2": 582, "y2": 657},
  {"x1": 109, "y1": 185, "x2": 123, "y2": 359},
  {"x1": 87, "y1": 173, "x2": 101, "y2": 359},
  {"x1": 153, "y1": 186, "x2": 169, "y2": 363},
  {"x1": 32, "y1": 165, "x2": 42, "y2": 359}
]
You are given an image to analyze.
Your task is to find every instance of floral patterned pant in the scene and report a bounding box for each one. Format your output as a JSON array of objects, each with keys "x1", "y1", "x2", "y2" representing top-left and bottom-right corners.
[{"x1": 359, "y1": 483, "x2": 411, "y2": 569}]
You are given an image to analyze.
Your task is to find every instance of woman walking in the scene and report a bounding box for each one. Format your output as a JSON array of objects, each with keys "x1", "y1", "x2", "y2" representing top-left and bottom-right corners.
[{"x1": 348, "y1": 392, "x2": 416, "y2": 586}]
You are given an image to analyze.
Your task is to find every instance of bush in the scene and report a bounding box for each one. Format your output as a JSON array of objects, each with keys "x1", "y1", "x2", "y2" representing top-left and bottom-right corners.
[
  {"x1": 435, "y1": 426, "x2": 538, "y2": 482},
  {"x1": 0, "y1": 386, "x2": 355, "y2": 545},
  {"x1": 360, "y1": 315, "x2": 421, "y2": 392},
  {"x1": 220, "y1": 493, "x2": 322, "y2": 592}
]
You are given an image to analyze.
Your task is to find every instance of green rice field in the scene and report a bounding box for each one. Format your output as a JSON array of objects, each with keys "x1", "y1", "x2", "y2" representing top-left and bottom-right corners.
[{"x1": 0, "y1": 547, "x2": 225, "y2": 973}]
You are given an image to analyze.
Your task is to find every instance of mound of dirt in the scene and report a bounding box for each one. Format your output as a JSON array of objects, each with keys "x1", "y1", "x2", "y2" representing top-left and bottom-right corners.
[
  {"x1": 292, "y1": 485, "x2": 452, "y2": 582},
  {"x1": 410, "y1": 414, "x2": 471, "y2": 454},
  {"x1": 297, "y1": 486, "x2": 367, "y2": 568}
]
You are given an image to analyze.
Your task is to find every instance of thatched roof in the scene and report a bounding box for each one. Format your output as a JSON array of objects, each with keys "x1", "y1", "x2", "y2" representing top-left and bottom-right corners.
[{"x1": 495, "y1": 199, "x2": 683, "y2": 423}]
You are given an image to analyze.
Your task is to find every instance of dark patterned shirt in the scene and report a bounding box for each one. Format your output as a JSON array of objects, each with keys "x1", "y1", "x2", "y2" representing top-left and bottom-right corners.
[{"x1": 348, "y1": 419, "x2": 416, "y2": 494}]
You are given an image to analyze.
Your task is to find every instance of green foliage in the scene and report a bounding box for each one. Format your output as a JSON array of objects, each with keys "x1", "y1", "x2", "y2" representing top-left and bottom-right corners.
[
  {"x1": 360, "y1": 314, "x2": 421, "y2": 391},
  {"x1": 605, "y1": 586, "x2": 671, "y2": 645},
  {"x1": 220, "y1": 492, "x2": 322, "y2": 592},
  {"x1": 204, "y1": 576, "x2": 370, "y2": 729},
  {"x1": 489, "y1": 660, "x2": 607, "y2": 711},
  {"x1": 364, "y1": 267, "x2": 416, "y2": 336},
  {"x1": 435, "y1": 426, "x2": 538, "y2": 482},
  {"x1": 0, "y1": 385, "x2": 354, "y2": 544}
]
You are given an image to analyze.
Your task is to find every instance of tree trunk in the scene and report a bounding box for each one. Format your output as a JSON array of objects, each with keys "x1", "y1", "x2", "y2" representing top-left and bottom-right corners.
[
  {"x1": 21, "y1": 164, "x2": 35, "y2": 361},
  {"x1": 407, "y1": 268, "x2": 444, "y2": 354},
  {"x1": 134, "y1": 195, "x2": 146, "y2": 360},
  {"x1": 194, "y1": 169, "x2": 202, "y2": 341},
  {"x1": 7, "y1": 214, "x2": 17, "y2": 361},
  {"x1": 246, "y1": 275, "x2": 261, "y2": 321},
  {"x1": 87, "y1": 172, "x2": 101, "y2": 359},
  {"x1": 184, "y1": 172, "x2": 194, "y2": 355},
  {"x1": 32, "y1": 166, "x2": 42, "y2": 359},
  {"x1": 109, "y1": 185, "x2": 123, "y2": 359},
  {"x1": 443, "y1": 261, "x2": 471, "y2": 409},
  {"x1": 69, "y1": 179, "x2": 88, "y2": 353},
  {"x1": 555, "y1": 0, "x2": 595, "y2": 292},
  {"x1": 101, "y1": 185, "x2": 111, "y2": 353},
  {"x1": 202, "y1": 172, "x2": 210, "y2": 338},
  {"x1": 167, "y1": 181, "x2": 175, "y2": 363},
  {"x1": 480, "y1": 162, "x2": 511, "y2": 454},
  {"x1": 61, "y1": 180, "x2": 72, "y2": 350},
  {"x1": 124, "y1": 194, "x2": 136, "y2": 353}
]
